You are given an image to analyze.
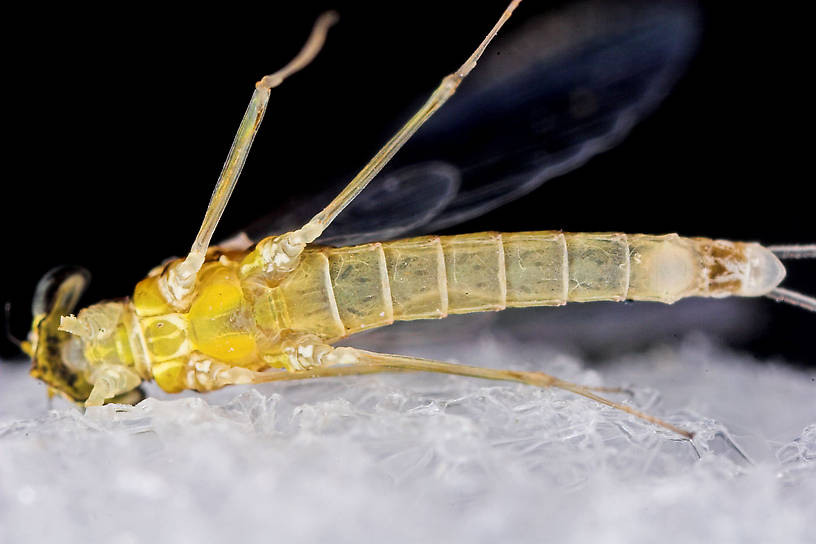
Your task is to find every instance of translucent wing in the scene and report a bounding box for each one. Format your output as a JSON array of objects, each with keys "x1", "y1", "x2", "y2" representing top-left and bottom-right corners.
[
  {"x1": 404, "y1": 0, "x2": 700, "y2": 232},
  {"x1": 240, "y1": 161, "x2": 461, "y2": 246},
  {"x1": 240, "y1": 0, "x2": 700, "y2": 245}
]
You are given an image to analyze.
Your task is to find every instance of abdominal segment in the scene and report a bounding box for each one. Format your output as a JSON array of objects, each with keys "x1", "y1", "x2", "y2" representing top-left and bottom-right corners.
[
  {"x1": 136, "y1": 231, "x2": 781, "y2": 393},
  {"x1": 268, "y1": 231, "x2": 774, "y2": 341}
]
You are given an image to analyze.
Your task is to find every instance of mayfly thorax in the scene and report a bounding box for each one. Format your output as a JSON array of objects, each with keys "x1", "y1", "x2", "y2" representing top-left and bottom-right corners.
[{"x1": 20, "y1": 1, "x2": 816, "y2": 439}]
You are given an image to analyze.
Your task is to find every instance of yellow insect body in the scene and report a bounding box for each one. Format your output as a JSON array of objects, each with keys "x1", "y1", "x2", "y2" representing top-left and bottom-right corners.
[
  {"x1": 24, "y1": 2, "x2": 813, "y2": 437},
  {"x1": 64, "y1": 231, "x2": 778, "y2": 396}
]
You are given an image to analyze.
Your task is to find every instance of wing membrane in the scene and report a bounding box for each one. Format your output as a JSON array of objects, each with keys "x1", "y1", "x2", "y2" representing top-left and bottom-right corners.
[
  {"x1": 240, "y1": 161, "x2": 460, "y2": 246},
  {"x1": 405, "y1": 0, "x2": 700, "y2": 231}
]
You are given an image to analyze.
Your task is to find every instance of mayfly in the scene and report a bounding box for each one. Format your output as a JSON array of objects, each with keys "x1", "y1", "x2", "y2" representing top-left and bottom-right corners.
[{"x1": 19, "y1": 1, "x2": 815, "y2": 439}]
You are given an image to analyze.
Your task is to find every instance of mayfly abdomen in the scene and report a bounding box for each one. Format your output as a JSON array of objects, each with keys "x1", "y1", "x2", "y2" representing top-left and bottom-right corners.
[{"x1": 265, "y1": 231, "x2": 787, "y2": 342}]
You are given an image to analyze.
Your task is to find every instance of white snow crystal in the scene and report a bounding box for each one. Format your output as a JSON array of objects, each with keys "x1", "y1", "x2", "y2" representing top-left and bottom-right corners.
[{"x1": 1, "y1": 315, "x2": 814, "y2": 544}]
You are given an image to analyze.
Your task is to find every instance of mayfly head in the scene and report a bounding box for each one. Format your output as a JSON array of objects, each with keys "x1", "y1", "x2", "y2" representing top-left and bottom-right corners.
[
  {"x1": 25, "y1": 266, "x2": 146, "y2": 405},
  {"x1": 26, "y1": 266, "x2": 94, "y2": 403}
]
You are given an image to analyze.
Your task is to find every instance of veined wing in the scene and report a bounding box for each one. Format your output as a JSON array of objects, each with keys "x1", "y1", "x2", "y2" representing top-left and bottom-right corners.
[
  {"x1": 240, "y1": 162, "x2": 460, "y2": 247},
  {"x1": 238, "y1": 0, "x2": 700, "y2": 246}
]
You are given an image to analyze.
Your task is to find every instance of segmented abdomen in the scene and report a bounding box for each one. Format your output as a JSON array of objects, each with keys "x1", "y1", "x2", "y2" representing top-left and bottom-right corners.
[{"x1": 269, "y1": 232, "x2": 757, "y2": 341}]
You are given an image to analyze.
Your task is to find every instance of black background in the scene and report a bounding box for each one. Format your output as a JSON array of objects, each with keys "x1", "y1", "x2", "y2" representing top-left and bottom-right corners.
[{"x1": 2, "y1": 1, "x2": 813, "y2": 364}]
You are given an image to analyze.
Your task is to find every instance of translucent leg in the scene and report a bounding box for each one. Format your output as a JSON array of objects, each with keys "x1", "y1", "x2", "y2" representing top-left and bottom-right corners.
[
  {"x1": 242, "y1": 1, "x2": 523, "y2": 285},
  {"x1": 85, "y1": 365, "x2": 143, "y2": 407},
  {"x1": 161, "y1": 13, "x2": 338, "y2": 308},
  {"x1": 220, "y1": 342, "x2": 692, "y2": 439}
]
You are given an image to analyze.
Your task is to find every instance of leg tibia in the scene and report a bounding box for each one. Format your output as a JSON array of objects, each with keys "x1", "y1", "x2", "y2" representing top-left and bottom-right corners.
[
  {"x1": 159, "y1": 335, "x2": 691, "y2": 438},
  {"x1": 159, "y1": 14, "x2": 336, "y2": 310},
  {"x1": 226, "y1": 336, "x2": 692, "y2": 438},
  {"x1": 335, "y1": 348, "x2": 692, "y2": 438}
]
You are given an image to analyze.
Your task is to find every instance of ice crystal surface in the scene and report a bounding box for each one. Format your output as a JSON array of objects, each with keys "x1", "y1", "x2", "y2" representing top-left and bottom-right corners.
[{"x1": 1, "y1": 318, "x2": 814, "y2": 544}]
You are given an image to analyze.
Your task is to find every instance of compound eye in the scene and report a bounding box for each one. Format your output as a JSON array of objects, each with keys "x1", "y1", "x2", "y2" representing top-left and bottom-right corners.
[{"x1": 32, "y1": 266, "x2": 91, "y2": 319}]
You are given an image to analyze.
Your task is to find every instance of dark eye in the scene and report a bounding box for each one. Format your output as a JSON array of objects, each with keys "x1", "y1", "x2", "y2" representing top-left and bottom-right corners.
[{"x1": 31, "y1": 266, "x2": 91, "y2": 318}]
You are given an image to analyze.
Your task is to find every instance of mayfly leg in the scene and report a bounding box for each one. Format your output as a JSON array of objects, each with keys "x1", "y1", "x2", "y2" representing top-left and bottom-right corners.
[
  {"x1": 334, "y1": 349, "x2": 693, "y2": 438},
  {"x1": 222, "y1": 347, "x2": 691, "y2": 438},
  {"x1": 161, "y1": 12, "x2": 339, "y2": 308},
  {"x1": 242, "y1": 1, "x2": 523, "y2": 283},
  {"x1": 305, "y1": 0, "x2": 522, "y2": 233}
]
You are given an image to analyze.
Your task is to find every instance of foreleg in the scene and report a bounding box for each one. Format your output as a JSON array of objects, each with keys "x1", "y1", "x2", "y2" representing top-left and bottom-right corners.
[
  {"x1": 160, "y1": 13, "x2": 338, "y2": 309},
  {"x1": 84, "y1": 365, "x2": 143, "y2": 407},
  {"x1": 239, "y1": 2, "x2": 522, "y2": 288}
]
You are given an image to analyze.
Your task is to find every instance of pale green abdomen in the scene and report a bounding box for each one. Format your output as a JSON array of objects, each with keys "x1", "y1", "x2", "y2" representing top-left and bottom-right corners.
[{"x1": 264, "y1": 231, "x2": 761, "y2": 343}]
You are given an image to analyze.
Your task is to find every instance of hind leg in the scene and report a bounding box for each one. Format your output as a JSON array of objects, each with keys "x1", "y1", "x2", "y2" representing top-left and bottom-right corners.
[{"x1": 188, "y1": 340, "x2": 691, "y2": 438}]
